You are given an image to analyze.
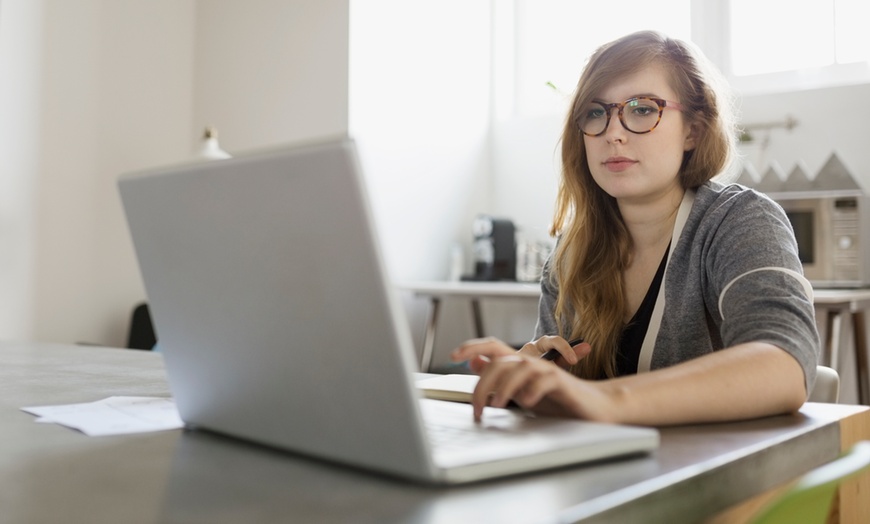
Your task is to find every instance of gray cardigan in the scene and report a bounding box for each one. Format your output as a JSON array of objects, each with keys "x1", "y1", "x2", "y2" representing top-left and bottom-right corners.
[{"x1": 535, "y1": 181, "x2": 820, "y2": 392}]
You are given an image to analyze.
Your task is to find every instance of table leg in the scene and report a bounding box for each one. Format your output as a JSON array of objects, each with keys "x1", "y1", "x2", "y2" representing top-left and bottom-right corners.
[
  {"x1": 826, "y1": 309, "x2": 843, "y2": 369},
  {"x1": 470, "y1": 299, "x2": 485, "y2": 339},
  {"x1": 853, "y1": 310, "x2": 869, "y2": 405},
  {"x1": 420, "y1": 297, "x2": 441, "y2": 373}
]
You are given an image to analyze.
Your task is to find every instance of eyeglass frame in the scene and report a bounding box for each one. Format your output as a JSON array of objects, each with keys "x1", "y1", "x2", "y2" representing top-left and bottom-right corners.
[{"x1": 577, "y1": 96, "x2": 685, "y2": 137}]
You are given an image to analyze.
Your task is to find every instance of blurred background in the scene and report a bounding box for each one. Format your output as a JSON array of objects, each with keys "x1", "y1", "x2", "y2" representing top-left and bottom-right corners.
[{"x1": 0, "y1": 1, "x2": 866, "y2": 380}]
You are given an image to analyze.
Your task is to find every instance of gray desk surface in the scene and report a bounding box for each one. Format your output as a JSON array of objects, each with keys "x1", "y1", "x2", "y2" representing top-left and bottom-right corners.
[{"x1": 1, "y1": 340, "x2": 867, "y2": 524}]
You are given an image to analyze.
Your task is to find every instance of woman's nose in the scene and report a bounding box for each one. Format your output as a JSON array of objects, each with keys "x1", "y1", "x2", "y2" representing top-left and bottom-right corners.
[{"x1": 604, "y1": 109, "x2": 627, "y2": 142}]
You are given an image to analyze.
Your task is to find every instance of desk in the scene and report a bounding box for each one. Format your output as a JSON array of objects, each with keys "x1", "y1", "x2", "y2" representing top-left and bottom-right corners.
[
  {"x1": 1, "y1": 341, "x2": 868, "y2": 523},
  {"x1": 814, "y1": 289, "x2": 870, "y2": 405}
]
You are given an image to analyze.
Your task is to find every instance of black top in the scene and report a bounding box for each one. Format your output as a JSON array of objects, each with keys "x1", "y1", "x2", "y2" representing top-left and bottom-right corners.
[{"x1": 615, "y1": 245, "x2": 669, "y2": 376}]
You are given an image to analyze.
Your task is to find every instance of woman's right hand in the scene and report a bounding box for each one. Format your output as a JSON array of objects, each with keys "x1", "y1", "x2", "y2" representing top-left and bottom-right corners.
[{"x1": 450, "y1": 335, "x2": 591, "y2": 373}]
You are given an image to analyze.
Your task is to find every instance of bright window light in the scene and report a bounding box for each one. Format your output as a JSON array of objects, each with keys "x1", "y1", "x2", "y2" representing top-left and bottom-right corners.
[
  {"x1": 730, "y1": 0, "x2": 869, "y2": 76},
  {"x1": 835, "y1": 0, "x2": 870, "y2": 64},
  {"x1": 509, "y1": 0, "x2": 691, "y2": 118}
]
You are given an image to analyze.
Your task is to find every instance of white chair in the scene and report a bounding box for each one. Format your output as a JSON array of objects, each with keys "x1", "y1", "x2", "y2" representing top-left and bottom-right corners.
[{"x1": 808, "y1": 365, "x2": 840, "y2": 403}]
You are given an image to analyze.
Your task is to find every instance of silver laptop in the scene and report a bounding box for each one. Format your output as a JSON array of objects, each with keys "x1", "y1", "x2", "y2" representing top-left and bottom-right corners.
[{"x1": 118, "y1": 136, "x2": 658, "y2": 484}]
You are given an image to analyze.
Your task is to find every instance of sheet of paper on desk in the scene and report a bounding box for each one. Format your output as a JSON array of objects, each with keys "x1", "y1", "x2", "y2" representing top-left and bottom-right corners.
[{"x1": 21, "y1": 396, "x2": 183, "y2": 436}]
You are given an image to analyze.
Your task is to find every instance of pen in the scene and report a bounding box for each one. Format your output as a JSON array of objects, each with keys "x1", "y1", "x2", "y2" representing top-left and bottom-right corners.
[{"x1": 540, "y1": 338, "x2": 584, "y2": 361}]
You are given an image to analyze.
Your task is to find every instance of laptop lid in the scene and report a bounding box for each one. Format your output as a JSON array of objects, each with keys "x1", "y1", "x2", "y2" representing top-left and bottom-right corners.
[{"x1": 119, "y1": 137, "x2": 437, "y2": 480}]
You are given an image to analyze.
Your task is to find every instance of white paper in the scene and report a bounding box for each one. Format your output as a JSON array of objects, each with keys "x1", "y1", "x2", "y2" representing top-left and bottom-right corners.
[{"x1": 21, "y1": 396, "x2": 184, "y2": 436}]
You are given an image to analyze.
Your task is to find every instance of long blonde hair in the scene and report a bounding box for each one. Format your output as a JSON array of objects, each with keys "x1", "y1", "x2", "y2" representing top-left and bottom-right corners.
[{"x1": 551, "y1": 31, "x2": 736, "y2": 379}]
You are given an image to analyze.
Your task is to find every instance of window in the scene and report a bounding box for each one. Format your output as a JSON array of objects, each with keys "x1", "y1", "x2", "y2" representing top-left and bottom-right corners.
[
  {"x1": 730, "y1": 0, "x2": 870, "y2": 76},
  {"x1": 725, "y1": 0, "x2": 870, "y2": 93},
  {"x1": 495, "y1": 0, "x2": 870, "y2": 116},
  {"x1": 496, "y1": 0, "x2": 691, "y2": 119}
]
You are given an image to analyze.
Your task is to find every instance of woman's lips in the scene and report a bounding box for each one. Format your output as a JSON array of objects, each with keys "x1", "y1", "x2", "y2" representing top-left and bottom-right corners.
[{"x1": 603, "y1": 157, "x2": 637, "y2": 172}]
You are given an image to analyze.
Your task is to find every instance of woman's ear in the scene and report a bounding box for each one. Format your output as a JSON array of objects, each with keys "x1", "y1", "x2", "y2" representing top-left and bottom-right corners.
[{"x1": 684, "y1": 120, "x2": 701, "y2": 151}]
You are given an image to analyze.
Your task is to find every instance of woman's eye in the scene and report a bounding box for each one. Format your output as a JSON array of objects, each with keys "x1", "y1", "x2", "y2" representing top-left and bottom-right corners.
[
  {"x1": 630, "y1": 105, "x2": 656, "y2": 117},
  {"x1": 585, "y1": 108, "x2": 605, "y2": 119}
]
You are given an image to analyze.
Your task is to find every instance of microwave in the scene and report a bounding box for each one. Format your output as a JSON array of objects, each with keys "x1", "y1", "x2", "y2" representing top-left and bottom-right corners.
[{"x1": 777, "y1": 195, "x2": 870, "y2": 288}]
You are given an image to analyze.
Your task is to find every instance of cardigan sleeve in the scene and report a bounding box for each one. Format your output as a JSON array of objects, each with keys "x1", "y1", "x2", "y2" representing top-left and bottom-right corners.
[
  {"x1": 534, "y1": 252, "x2": 561, "y2": 339},
  {"x1": 704, "y1": 189, "x2": 820, "y2": 393}
]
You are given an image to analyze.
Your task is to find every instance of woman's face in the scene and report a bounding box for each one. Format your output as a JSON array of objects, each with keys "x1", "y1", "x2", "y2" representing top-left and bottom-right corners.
[{"x1": 582, "y1": 63, "x2": 696, "y2": 206}]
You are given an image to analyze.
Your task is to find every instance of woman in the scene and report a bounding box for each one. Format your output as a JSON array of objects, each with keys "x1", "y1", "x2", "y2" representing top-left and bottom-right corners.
[{"x1": 451, "y1": 31, "x2": 819, "y2": 425}]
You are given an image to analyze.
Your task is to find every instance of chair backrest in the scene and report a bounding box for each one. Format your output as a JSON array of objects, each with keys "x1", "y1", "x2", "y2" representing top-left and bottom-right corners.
[
  {"x1": 750, "y1": 440, "x2": 870, "y2": 524},
  {"x1": 808, "y1": 365, "x2": 839, "y2": 403},
  {"x1": 127, "y1": 302, "x2": 157, "y2": 350}
]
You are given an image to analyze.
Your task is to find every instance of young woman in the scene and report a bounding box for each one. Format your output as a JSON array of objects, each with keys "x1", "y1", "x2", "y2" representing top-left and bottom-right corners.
[{"x1": 450, "y1": 31, "x2": 819, "y2": 425}]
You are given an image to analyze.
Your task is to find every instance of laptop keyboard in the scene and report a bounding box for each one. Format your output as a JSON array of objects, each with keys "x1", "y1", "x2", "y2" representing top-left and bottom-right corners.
[
  {"x1": 426, "y1": 422, "x2": 498, "y2": 451},
  {"x1": 418, "y1": 398, "x2": 534, "y2": 451}
]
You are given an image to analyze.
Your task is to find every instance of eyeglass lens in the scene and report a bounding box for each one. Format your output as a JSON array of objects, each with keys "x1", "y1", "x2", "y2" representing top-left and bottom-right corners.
[{"x1": 578, "y1": 98, "x2": 662, "y2": 136}]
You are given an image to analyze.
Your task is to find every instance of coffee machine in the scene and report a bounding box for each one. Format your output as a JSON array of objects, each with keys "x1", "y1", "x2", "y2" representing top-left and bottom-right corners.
[{"x1": 463, "y1": 215, "x2": 516, "y2": 281}]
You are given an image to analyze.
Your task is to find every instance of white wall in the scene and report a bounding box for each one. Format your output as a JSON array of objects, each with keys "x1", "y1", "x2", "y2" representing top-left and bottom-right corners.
[
  {"x1": 348, "y1": 1, "x2": 498, "y2": 365},
  {"x1": 30, "y1": 1, "x2": 196, "y2": 346},
  {"x1": 0, "y1": 0, "x2": 352, "y2": 347},
  {"x1": 2, "y1": 0, "x2": 488, "y2": 352},
  {"x1": 736, "y1": 84, "x2": 870, "y2": 188},
  {"x1": 0, "y1": 0, "x2": 43, "y2": 340},
  {"x1": 348, "y1": 0, "x2": 492, "y2": 283},
  {"x1": 491, "y1": 115, "x2": 563, "y2": 242},
  {"x1": 193, "y1": 0, "x2": 349, "y2": 153}
]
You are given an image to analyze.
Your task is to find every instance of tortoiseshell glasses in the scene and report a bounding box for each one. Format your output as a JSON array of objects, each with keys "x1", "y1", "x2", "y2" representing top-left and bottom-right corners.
[{"x1": 577, "y1": 96, "x2": 685, "y2": 137}]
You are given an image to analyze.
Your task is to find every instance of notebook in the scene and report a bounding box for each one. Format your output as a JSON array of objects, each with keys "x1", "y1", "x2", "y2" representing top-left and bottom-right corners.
[
  {"x1": 117, "y1": 136, "x2": 659, "y2": 484},
  {"x1": 417, "y1": 373, "x2": 481, "y2": 403}
]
